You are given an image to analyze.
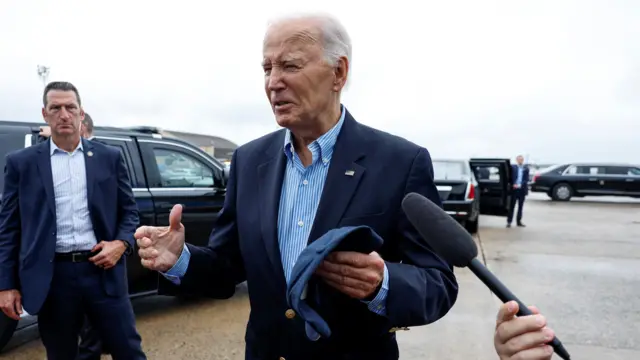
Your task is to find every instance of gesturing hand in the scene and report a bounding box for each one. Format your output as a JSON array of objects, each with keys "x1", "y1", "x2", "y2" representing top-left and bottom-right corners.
[
  {"x1": 315, "y1": 251, "x2": 385, "y2": 300},
  {"x1": 494, "y1": 301, "x2": 554, "y2": 360},
  {"x1": 135, "y1": 204, "x2": 186, "y2": 273}
]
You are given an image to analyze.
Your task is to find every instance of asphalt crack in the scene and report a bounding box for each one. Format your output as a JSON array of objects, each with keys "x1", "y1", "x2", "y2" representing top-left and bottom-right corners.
[{"x1": 476, "y1": 232, "x2": 488, "y2": 266}]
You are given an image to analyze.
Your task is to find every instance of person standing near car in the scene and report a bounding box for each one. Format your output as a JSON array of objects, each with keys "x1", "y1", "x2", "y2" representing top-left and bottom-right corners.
[
  {"x1": 0, "y1": 81, "x2": 146, "y2": 359},
  {"x1": 40, "y1": 112, "x2": 111, "y2": 360},
  {"x1": 507, "y1": 154, "x2": 530, "y2": 227}
]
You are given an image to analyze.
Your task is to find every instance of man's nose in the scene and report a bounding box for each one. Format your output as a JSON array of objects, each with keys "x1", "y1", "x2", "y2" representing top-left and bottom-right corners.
[
  {"x1": 58, "y1": 107, "x2": 73, "y2": 119},
  {"x1": 267, "y1": 69, "x2": 286, "y2": 91}
]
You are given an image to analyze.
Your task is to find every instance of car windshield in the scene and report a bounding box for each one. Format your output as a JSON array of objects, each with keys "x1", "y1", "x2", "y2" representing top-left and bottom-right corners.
[{"x1": 432, "y1": 160, "x2": 469, "y2": 180}]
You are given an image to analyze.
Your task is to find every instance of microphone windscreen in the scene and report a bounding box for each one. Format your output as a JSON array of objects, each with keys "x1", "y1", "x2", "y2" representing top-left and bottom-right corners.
[{"x1": 401, "y1": 192, "x2": 478, "y2": 267}]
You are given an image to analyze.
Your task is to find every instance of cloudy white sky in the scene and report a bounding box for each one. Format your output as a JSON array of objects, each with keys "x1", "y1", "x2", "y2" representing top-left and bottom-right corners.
[{"x1": 1, "y1": 0, "x2": 638, "y2": 164}]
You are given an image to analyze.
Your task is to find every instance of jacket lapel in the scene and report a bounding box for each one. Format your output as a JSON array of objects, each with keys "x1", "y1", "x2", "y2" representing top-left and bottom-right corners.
[
  {"x1": 307, "y1": 112, "x2": 366, "y2": 244},
  {"x1": 257, "y1": 131, "x2": 288, "y2": 289},
  {"x1": 82, "y1": 138, "x2": 96, "y2": 202},
  {"x1": 36, "y1": 140, "x2": 56, "y2": 216}
]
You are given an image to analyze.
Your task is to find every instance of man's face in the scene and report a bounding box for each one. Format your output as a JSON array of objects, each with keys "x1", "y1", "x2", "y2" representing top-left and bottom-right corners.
[
  {"x1": 41, "y1": 90, "x2": 84, "y2": 138},
  {"x1": 516, "y1": 156, "x2": 524, "y2": 165},
  {"x1": 262, "y1": 19, "x2": 345, "y2": 129}
]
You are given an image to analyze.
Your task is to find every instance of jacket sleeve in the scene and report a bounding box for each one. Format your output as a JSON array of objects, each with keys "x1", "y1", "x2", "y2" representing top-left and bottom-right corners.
[
  {"x1": 114, "y1": 150, "x2": 139, "y2": 253},
  {"x1": 0, "y1": 154, "x2": 21, "y2": 291},
  {"x1": 158, "y1": 149, "x2": 246, "y2": 299},
  {"x1": 384, "y1": 147, "x2": 459, "y2": 326}
]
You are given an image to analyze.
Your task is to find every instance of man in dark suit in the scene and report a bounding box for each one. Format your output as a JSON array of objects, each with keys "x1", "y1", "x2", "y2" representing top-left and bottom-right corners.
[
  {"x1": 507, "y1": 155, "x2": 530, "y2": 227},
  {"x1": 0, "y1": 81, "x2": 146, "y2": 359},
  {"x1": 136, "y1": 14, "x2": 458, "y2": 360},
  {"x1": 38, "y1": 112, "x2": 110, "y2": 360}
]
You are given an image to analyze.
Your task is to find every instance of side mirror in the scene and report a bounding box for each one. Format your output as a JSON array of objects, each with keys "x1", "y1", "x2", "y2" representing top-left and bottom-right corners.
[{"x1": 223, "y1": 165, "x2": 230, "y2": 184}]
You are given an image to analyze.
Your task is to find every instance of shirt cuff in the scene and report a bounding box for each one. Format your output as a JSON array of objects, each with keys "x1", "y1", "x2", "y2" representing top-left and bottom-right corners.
[
  {"x1": 363, "y1": 263, "x2": 389, "y2": 316},
  {"x1": 160, "y1": 244, "x2": 191, "y2": 285}
]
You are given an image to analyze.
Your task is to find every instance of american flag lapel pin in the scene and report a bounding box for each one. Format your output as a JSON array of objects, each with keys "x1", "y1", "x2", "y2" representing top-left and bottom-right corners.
[{"x1": 345, "y1": 170, "x2": 355, "y2": 176}]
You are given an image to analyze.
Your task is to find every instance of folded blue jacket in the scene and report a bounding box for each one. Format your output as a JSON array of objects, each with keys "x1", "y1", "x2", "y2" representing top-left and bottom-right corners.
[{"x1": 286, "y1": 225, "x2": 384, "y2": 341}]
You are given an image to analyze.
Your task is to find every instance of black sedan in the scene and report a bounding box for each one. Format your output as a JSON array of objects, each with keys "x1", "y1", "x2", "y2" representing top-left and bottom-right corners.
[
  {"x1": 530, "y1": 162, "x2": 640, "y2": 201},
  {"x1": 432, "y1": 158, "x2": 512, "y2": 234}
]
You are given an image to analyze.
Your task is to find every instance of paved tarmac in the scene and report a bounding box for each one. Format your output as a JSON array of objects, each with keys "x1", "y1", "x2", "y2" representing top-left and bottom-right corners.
[{"x1": 2, "y1": 193, "x2": 639, "y2": 359}]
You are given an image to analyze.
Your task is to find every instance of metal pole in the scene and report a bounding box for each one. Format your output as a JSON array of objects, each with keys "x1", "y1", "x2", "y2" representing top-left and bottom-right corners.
[{"x1": 37, "y1": 65, "x2": 50, "y2": 88}]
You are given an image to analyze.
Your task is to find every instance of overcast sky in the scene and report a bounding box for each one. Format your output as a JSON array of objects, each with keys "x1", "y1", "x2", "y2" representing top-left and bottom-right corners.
[{"x1": 1, "y1": 0, "x2": 638, "y2": 164}]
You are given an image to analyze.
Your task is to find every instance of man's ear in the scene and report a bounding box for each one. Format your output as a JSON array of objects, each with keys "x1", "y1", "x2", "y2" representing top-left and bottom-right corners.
[{"x1": 332, "y1": 56, "x2": 349, "y2": 92}]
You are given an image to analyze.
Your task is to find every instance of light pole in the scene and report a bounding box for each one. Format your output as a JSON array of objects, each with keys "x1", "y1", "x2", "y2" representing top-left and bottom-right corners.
[{"x1": 37, "y1": 65, "x2": 50, "y2": 88}]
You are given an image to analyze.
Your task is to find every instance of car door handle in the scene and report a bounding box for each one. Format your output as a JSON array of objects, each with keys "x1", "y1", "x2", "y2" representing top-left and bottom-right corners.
[
  {"x1": 589, "y1": 178, "x2": 597, "y2": 181},
  {"x1": 158, "y1": 203, "x2": 177, "y2": 210},
  {"x1": 626, "y1": 179, "x2": 634, "y2": 182}
]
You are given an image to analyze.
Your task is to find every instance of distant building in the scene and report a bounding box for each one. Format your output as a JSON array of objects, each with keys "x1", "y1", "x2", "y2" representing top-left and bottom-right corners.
[{"x1": 161, "y1": 129, "x2": 238, "y2": 163}]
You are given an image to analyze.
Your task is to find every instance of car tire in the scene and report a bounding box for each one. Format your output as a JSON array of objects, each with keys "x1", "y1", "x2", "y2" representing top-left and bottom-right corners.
[
  {"x1": 551, "y1": 183, "x2": 573, "y2": 201},
  {"x1": 0, "y1": 313, "x2": 17, "y2": 353},
  {"x1": 465, "y1": 218, "x2": 479, "y2": 234}
]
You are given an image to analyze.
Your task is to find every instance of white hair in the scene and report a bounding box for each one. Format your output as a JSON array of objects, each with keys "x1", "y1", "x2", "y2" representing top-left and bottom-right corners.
[{"x1": 266, "y1": 12, "x2": 352, "y2": 83}]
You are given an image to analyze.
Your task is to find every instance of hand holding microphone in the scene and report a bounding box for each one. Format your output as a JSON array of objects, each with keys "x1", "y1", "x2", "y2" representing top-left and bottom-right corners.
[{"x1": 401, "y1": 192, "x2": 570, "y2": 360}]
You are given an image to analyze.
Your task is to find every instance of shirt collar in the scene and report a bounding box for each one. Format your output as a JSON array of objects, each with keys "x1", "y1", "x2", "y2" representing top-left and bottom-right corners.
[
  {"x1": 50, "y1": 138, "x2": 84, "y2": 156},
  {"x1": 283, "y1": 104, "x2": 346, "y2": 163}
]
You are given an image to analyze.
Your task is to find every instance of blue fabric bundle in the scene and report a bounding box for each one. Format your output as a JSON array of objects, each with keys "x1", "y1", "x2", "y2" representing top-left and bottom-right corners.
[{"x1": 286, "y1": 225, "x2": 384, "y2": 341}]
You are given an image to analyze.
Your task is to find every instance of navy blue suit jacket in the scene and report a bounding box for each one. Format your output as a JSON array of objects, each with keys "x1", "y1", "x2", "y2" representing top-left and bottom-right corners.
[
  {"x1": 159, "y1": 111, "x2": 458, "y2": 359},
  {"x1": 510, "y1": 164, "x2": 530, "y2": 196},
  {"x1": 0, "y1": 138, "x2": 138, "y2": 315}
]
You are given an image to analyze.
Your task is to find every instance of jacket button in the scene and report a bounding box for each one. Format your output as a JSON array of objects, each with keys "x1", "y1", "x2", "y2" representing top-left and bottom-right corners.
[{"x1": 285, "y1": 309, "x2": 295, "y2": 319}]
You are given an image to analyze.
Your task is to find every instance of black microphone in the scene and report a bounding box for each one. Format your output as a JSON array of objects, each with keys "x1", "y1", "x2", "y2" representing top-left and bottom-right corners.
[{"x1": 401, "y1": 192, "x2": 571, "y2": 360}]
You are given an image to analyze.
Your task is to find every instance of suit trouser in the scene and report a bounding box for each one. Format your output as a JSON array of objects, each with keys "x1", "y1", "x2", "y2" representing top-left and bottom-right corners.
[
  {"x1": 507, "y1": 188, "x2": 526, "y2": 224},
  {"x1": 37, "y1": 261, "x2": 146, "y2": 360},
  {"x1": 76, "y1": 315, "x2": 108, "y2": 360}
]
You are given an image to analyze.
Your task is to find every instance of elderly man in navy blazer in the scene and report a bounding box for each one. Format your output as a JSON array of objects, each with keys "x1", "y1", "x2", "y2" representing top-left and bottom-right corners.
[
  {"x1": 0, "y1": 81, "x2": 146, "y2": 359},
  {"x1": 136, "y1": 14, "x2": 458, "y2": 359}
]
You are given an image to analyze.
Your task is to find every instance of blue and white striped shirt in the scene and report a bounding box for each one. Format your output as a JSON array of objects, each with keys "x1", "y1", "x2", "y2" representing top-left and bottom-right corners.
[
  {"x1": 50, "y1": 139, "x2": 98, "y2": 253},
  {"x1": 164, "y1": 106, "x2": 389, "y2": 316}
]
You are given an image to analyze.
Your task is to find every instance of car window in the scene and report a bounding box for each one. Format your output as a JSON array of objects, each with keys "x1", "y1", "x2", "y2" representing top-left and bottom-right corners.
[
  {"x1": 566, "y1": 165, "x2": 606, "y2": 175},
  {"x1": 93, "y1": 138, "x2": 133, "y2": 185},
  {"x1": 473, "y1": 165, "x2": 501, "y2": 182},
  {"x1": 153, "y1": 148, "x2": 214, "y2": 188},
  {"x1": 0, "y1": 133, "x2": 29, "y2": 192},
  {"x1": 432, "y1": 161, "x2": 469, "y2": 180},
  {"x1": 603, "y1": 166, "x2": 631, "y2": 175},
  {"x1": 627, "y1": 167, "x2": 640, "y2": 176}
]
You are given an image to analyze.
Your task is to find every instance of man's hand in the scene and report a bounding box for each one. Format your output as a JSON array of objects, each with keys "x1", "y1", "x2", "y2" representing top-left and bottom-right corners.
[
  {"x1": 89, "y1": 240, "x2": 127, "y2": 270},
  {"x1": 315, "y1": 251, "x2": 385, "y2": 300},
  {"x1": 135, "y1": 204, "x2": 186, "y2": 273},
  {"x1": 39, "y1": 126, "x2": 51, "y2": 137},
  {"x1": 494, "y1": 301, "x2": 554, "y2": 360},
  {"x1": 0, "y1": 289, "x2": 22, "y2": 320}
]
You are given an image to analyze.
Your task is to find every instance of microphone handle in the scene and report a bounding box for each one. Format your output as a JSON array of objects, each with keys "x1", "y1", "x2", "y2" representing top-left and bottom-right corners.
[
  {"x1": 467, "y1": 258, "x2": 571, "y2": 360},
  {"x1": 467, "y1": 258, "x2": 531, "y2": 316}
]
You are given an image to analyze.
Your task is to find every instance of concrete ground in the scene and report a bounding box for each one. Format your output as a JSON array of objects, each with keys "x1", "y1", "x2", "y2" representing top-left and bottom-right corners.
[{"x1": 3, "y1": 193, "x2": 639, "y2": 359}]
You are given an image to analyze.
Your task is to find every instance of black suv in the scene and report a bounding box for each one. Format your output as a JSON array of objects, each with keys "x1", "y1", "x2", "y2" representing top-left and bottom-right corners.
[
  {"x1": 433, "y1": 158, "x2": 513, "y2": 234},
  {"x1": 0, "y1": 121, "x2": 228, "y2": 352},
  {"x1": 530, "y1": 162, "x2": 640, "y2": 201}
]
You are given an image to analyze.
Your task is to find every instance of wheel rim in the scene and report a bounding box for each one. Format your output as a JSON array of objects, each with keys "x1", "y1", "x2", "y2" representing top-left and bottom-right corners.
[{"x1": 556, "y1": 186, "x2": 570, "y2": 199}]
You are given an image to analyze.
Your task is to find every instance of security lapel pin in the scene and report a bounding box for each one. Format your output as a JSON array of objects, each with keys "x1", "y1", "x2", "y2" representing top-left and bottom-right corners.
[
  {"x1": 87, "y1": 151, "x2": 93, "y2": 157},
  {"x1": 345, "y1": 170, "x2": 355, "y2": 176}
]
